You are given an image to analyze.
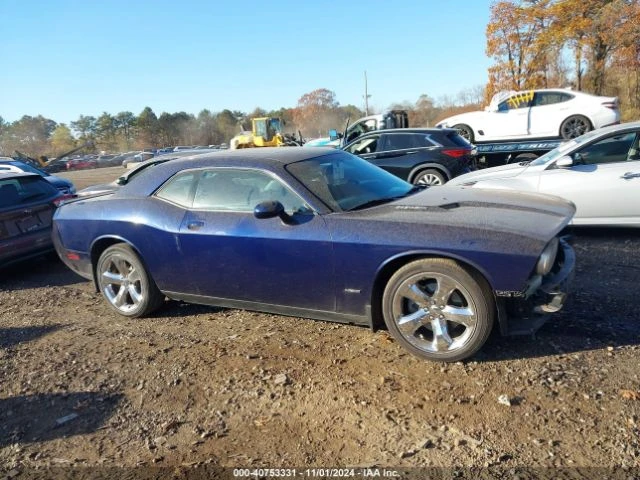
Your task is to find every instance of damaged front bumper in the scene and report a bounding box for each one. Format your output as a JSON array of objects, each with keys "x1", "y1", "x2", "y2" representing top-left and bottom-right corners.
[{"x1": 501, "y1": 237, "x2": 576, "y2": 335}]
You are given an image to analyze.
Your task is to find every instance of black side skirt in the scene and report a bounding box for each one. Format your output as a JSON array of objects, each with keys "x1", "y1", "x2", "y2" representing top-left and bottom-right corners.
[{"x1": 162, "y1": 291, "x2": 371, "y2": 327}]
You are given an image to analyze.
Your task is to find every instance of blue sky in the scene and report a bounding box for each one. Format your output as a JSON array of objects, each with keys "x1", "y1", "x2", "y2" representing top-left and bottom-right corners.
[{"x1": 0, "y1": 0, "x2": 492, "y2": 125}]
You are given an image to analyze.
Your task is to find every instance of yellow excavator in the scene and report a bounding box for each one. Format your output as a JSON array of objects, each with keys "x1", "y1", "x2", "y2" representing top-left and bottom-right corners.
[{"x1": 230, "y1": 117, "x2": 302, "y2": 149}]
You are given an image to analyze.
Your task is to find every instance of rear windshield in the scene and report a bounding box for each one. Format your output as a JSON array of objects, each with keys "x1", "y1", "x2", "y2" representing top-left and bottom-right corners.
[
  {"x1": 0, "y1": 176, "x2": 58, "y2": 208},
  {"x1": 444, "y1": 131, "x2": 473, "y2": 148}
]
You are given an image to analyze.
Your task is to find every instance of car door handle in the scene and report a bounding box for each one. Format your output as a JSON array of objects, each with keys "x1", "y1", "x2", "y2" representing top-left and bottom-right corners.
[
  {"x1": 187, "y1": 221, "x2": 204, "y2": 230},
  {"x1": 621, "y1": 172, "x2": 640, "y2": 179},
  {"x1": 405, "y1": 150, "x2": 418, "y2": 155}
]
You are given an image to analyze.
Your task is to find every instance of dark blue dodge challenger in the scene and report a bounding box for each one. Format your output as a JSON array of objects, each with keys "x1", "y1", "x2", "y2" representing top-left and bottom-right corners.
[{"x1": 53, "y1": 148, "x2": 575, "y2": 362}]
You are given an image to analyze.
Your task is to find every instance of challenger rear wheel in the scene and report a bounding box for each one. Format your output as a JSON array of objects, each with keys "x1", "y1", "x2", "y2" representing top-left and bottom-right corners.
[
  {"x1": 382, "y1": 258, "x2": 494, "y2": 362},
  {"x1": 96, "y1": 244, "x2": 164, "y2": 317}
]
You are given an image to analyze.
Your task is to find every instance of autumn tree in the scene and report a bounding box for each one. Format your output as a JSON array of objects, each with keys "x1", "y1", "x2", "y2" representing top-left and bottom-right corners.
[
  {"x1": 293, "y1": 88, "x2": 340, "y2": 138},
  {"x1": 485, "y1": 0, "x2": 552, "y2": 99}
]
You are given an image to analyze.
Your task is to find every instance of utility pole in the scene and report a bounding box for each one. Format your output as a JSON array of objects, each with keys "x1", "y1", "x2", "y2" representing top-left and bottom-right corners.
[{"x1": 364, "y1": 70, "x2": 371, "y2": 116}]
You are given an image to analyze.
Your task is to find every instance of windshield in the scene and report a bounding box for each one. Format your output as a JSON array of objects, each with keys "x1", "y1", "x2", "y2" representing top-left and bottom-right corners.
[
  {"x1": 286, "y1": 152, "x2": 414, "y2": 212},
  {"x1": 530, "y1": 129, "x2": 604, "y2": 166}
]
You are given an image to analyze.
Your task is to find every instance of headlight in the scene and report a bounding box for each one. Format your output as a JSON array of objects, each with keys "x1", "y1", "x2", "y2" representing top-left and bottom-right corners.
[{"x1": 536, "y1": 237, "x2": 559, "y2": 275}]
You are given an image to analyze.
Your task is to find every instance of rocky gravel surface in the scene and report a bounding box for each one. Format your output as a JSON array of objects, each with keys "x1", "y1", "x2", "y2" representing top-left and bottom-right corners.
[{"x1": 0, "y1": 167, "x2": 638, "y2": 477}]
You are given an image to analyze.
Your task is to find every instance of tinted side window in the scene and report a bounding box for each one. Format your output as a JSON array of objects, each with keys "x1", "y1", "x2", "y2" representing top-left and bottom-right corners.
[
  {"x1": 576, "y1": 132, "x2": 636, "y2": 165},
  {"x1": 382, "y1": 134, "x2": 431, "y2": 150},
  {"x1": 443, "y1": 132, "x2": 472, "y2": 148},
  {"x1": 155, "y1": 171, "x2": 196, "y2": 207},
  {"x1": 533, "y1": 92, "x2": 574, "y2": 106},
  {"x1": 192, "y1": 169, "x2": 310, "y2": 214},
  {"x1": 345, "y1": 135, "x2": 380, "y2": 155}
]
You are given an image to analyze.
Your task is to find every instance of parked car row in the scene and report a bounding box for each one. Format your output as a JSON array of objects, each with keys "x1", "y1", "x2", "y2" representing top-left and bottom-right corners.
[{"x1": 4, "y1": 119, "x2": 638, "y2": 364}]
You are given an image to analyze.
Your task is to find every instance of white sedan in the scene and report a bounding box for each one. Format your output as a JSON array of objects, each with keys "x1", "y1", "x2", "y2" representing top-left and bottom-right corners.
[
  {"x1": 447, "y1": 122, "x2": 640, "y2": 227},
  {"x1": 437, "y1": 89, "x2": 620, "y2": 143}
]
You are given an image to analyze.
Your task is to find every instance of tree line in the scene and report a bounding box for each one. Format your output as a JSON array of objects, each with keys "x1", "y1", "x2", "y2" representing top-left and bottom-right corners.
[{"x1": 1, "y1": 0, "x2": 638, "y2": 159}]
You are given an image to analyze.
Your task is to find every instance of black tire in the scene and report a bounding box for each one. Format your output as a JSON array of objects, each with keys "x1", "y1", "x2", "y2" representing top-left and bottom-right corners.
[
  {"x1": 510, "y1": 152, "x2": 539, "y2": 164},
  {"x1": 453, "y1": 124, "x2": 474, "y2": 143},
  {"x1": 381, "y1": 258, "x2": 494, "y2": 362},
  {"x1": 412, "y1": 168, "x2": 447, "y2": 186},
  {"x1": 96, "y1": 243, "x2": 164, "y2": 317},
  {"x1": 560, "y1": 115, "x2": 592, "y2": 139}
]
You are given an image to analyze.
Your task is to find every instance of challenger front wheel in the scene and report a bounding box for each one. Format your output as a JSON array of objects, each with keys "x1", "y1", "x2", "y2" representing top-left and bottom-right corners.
[{"x1": 382, "y1": 258, "x2": 494, "y2": 362}]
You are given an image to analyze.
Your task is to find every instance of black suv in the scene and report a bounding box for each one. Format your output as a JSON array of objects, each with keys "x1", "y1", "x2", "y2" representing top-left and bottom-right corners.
[{"x1": 341, "y1": 128, "x2": 476, "y2": 185}]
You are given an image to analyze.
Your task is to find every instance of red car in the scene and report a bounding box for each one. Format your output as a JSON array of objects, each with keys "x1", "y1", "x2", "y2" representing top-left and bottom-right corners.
[{"x1": 66, "y1": 156, "x2": 97, "y2": 170}]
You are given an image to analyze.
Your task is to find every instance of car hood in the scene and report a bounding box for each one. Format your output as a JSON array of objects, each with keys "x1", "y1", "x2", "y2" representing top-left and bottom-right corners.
[
  {"x1": 348, "y1": 186, "x2": 575, "y2": 242},
  {"x1": 447, "y1": 162, "x2": 528, "y2": 185}
]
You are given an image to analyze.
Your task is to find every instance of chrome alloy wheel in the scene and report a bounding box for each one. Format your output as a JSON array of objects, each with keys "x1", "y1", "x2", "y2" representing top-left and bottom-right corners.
[
  {"x1": 390, "y1": 272, "x2": 477, "y2": 353},
  {"x1": 100, "y1": 254, "x2": 144, "y2": 314},
  {"x1": 415, "y1": 172, "x2": 444, "y2": 186}
]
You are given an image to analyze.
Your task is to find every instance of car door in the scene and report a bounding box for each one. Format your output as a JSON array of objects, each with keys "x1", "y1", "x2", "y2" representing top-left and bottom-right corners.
[
  {"x1": 537, "y1": 131, "x2": 640, "y2": 224},
  {"x1": 485, "y1": 91, "x2": 533, "y2": 139},
  {"x1": 528, "y1": 91, "x2": 573, "y2": 137},
  {"x1": 370, "y1": 133, "x2": 431, "y2": 178},
  {"x1": 176, "y1": 168, "x2": 336, "y2": 310}
]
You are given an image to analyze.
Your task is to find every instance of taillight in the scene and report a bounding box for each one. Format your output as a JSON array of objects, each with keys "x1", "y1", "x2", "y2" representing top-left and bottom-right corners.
[
  {"x1": 53, "y1": 194, "x2": 76, "y2": 207},
  {"x1": 442, "y1": 148, "x2": 472, "y2": 158},
  {"x1": 602, "y1": 100, "x2": 619, "y2": 110}
]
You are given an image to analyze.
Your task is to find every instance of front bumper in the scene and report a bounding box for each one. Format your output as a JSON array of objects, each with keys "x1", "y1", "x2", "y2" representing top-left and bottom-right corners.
[
  {"x1": 502, "y1": 238, "x2": 575, "y2": 335},
  {"x1": 532, "y1": 238, "x2": 575, "y2": 314}
]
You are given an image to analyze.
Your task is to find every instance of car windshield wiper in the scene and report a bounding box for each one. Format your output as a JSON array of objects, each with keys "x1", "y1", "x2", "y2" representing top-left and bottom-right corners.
[{"x1": 348, "y1": 196, "x2": 403, "y2": 211}]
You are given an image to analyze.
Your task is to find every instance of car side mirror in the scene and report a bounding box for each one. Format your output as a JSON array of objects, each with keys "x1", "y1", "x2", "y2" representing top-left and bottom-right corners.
[
  {"x1": 254, "y1": 200, "x2": 286, "y2": 220},
  {"x1": 555, "y1": 155, "x2": 574, "y2": 168},
  {"x1": 328, "y1": 129, "x2": 340, "y2": 141}
]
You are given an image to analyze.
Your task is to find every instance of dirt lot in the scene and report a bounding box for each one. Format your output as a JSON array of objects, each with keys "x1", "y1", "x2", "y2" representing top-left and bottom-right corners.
[{"x1": 1, "y1": 167, "x2": 639, "y2": 476}]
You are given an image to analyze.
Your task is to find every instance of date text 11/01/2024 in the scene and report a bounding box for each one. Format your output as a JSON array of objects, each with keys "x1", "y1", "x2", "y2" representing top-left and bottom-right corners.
[{"x1": 233, "y1": 468, "x2": 401, "y2": 478}]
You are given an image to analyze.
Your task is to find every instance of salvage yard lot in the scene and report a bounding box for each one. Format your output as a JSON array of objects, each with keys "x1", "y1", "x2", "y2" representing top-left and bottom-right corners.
[{"x1": 0, "y1": 166, "x2": 638, "y2": 471}]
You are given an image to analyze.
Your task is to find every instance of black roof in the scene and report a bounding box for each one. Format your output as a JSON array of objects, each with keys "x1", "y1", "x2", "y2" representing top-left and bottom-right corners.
[{"x1": 120, "y1": 147, "x2": 343, "y2": 197}]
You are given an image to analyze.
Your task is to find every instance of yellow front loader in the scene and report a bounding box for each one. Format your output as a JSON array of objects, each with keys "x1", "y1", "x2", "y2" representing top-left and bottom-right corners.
[{"x1": 230, "y1": 117, "x2": 302, "y2": 149}]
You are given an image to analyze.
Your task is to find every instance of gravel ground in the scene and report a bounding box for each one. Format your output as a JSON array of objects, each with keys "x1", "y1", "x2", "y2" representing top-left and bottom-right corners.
[{"x1": 0, "y1": 167, "x2": 638, "y2": 476}]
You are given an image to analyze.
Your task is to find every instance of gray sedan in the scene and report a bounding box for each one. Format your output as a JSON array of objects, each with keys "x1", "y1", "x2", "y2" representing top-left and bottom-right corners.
[{"x1": 448, "y1": 122, "x2": 640, "y2": 227}]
